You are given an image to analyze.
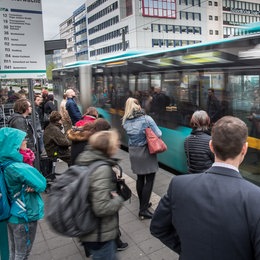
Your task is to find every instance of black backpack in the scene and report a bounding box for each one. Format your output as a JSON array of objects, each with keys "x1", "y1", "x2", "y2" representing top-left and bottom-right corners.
[{"x1": 45, "y1": 161, "x2": 109, "y2": 237}]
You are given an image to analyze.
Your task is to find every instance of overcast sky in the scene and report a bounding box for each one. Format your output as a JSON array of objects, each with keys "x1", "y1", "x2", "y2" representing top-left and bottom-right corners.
[{"x1": 41, "y1": 0, "x2": 85, "y2": 40}]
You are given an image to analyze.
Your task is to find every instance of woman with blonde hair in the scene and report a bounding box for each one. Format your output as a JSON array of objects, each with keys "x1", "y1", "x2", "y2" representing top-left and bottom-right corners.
[
  {"x1": 122, "y1": 97, "x2": 162, "y2": 219},
  {"x1": 184, "y1": 110, "x2": 214, "y2": 173}
]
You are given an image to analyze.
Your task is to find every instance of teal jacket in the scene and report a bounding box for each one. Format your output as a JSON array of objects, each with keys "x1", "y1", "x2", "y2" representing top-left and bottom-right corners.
[{"x1": 0, "y1": 127, "x2": 46, "y2": 224}]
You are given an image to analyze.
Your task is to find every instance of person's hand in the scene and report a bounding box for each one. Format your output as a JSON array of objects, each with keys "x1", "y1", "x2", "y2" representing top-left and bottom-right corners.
[
  {"x1": 111, "y1": 191, "x2": 118, "y2": 197},
  {"x1": 26, "y1": 187, "x2": 35, "y2": 192}
]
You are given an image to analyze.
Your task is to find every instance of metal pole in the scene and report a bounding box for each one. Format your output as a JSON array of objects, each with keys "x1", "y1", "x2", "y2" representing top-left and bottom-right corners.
[{"x1": 27, "y1": 79, "x2": 40, "y2": 171}]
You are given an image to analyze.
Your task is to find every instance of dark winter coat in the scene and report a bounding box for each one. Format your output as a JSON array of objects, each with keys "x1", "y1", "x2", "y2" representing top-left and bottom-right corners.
[
  {"x1": 184, "y1": 129, "x2": 214, "y2": 173},
  {"x1": 66, "y1": 98, "x2": 82, "y2": 125},
  {"x1": 8, "y1": 112, "x2": 36, "y2": 153},
  {"x1": 67, "y1": 127, "x2": 92, "y2": 165},
  {"x1": 43, "y1": 122, "x2": 71, "y2": 160}
]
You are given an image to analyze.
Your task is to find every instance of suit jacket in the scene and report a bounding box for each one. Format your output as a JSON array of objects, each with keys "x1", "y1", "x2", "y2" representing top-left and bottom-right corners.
[{"x1": 150, "y1": 166, "x2": 260, "y2": 260}]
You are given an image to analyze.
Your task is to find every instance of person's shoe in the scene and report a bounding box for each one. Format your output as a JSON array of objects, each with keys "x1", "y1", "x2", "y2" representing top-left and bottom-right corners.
[
  {"x1": 139, "y1": 209, "x2": 153, "y2": 220},
  {"x1": 117, "y1": 241, "x2": 129, "y2": 251}
]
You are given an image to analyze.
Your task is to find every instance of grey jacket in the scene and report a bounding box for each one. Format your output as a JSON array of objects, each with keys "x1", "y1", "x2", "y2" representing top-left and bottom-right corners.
[{"x1": 76, "y1": 146, "x2": 124, "y2": 242}]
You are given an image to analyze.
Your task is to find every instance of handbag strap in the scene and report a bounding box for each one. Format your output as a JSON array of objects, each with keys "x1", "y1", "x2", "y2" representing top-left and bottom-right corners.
[{"x1": 144, "y1": 115, "x2": 150, "y2": 128}]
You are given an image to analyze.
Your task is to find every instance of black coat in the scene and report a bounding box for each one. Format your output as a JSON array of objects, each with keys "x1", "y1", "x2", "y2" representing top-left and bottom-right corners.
[
  {"x1": 184, "y1": 129, "x2": 214, "y2": 173},
  {"x1": 8, "y1": 113, "x2": 36, "y2": 153}
]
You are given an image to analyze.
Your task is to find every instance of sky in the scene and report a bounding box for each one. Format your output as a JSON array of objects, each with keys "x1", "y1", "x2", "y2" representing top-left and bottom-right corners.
[{"x1": 41, "y1": 0, "x2": 85, "y2": 40}]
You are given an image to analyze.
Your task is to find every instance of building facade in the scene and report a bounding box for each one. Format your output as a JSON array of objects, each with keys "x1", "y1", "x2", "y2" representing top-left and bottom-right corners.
[
  {"x1": 74, "y1": 4, "x2": 88, "y2": 60},
  {"x1": 59, "y1": 0, "x2": 260, "y2": 62},
  {"x1": 59, "y1": 16, "x2": 76, "y2": 65}
]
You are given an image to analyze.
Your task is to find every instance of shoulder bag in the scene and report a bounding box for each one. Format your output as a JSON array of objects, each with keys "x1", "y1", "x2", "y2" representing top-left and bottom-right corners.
[
  {"x1": 113, "y1": 164, "x2": 132, "y2": 201},
  {"x1": 145, "y1": 116, "x2": 167, "y2": 154}
]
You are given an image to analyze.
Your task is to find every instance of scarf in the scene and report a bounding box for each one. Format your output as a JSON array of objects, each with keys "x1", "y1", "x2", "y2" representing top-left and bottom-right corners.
[
  {"x1": 129, "y1": 109, "x2": 146, "y2": 119},
  {"x1": 19, "y1": 148, "x2": 35, "y2": 166}
]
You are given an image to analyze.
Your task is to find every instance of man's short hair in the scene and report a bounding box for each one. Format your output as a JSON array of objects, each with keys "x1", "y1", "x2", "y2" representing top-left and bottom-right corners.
[
  {"x1": 13, "y1": 98, "x2": 30, "y2": 114},
  {"x1": 49, "y1": 111, "x2": 62, "y2": 123},
  {"x1": 211, "y1": 116, "x2": 248, "y2": 160}
]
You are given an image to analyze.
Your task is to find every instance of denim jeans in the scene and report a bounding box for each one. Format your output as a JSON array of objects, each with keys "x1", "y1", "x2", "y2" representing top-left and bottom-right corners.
[
  {"x1": 8, "y1": 221, "x2": 38, "y2": 260},
  {"x1": 85, "y1": 240, "x2": 117, "y2": 260}
]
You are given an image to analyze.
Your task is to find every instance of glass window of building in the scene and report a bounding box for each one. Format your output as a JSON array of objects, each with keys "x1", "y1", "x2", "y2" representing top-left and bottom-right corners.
[
  {"x1": 175, "y1": 25, "x2": 180, "y2": 33},
  {"x1": 214, "y1": 1, "x2": 218, "y2": 6},
  {"x1": 168, "y1": 25, "x2": 174, "y2": 32},
  {"x1": 209, "y1": 29, "x2": 213, "y2": 35},
  {"x1": 152, "y1": 24, "x2": 160, "y2": 32},
  {"x1": 208, "y1": 1, "x2": 212, "y2": 6},
  {"x1": 209, "y1": 15, "x2": 213, "y2": 20},
  {"x1": 181, "y1": 26, "x2": 187, "y2": 33},
  {"x1": 142, "y1": 0, "x2": 176, "y2": 18},
  {"x1": 215, "y1": 30, "x2": 219, "y2": 35},
  {"x1": 187, "y1": 26, "x2": 194, "y2": 33},
  {"x1": 215, "y1": 16, "x2": 218, "y2": 21}
]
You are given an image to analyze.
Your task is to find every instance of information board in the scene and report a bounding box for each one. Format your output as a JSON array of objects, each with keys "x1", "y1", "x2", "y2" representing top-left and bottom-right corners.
[{"x1": 0, "y1": 0, "x2": 46, "y2": 79}]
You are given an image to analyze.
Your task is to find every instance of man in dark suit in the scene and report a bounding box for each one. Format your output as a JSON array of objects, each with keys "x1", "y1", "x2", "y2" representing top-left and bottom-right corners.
[{"x1": 150, "y1": 116, "x2": 260, "y2": 260}]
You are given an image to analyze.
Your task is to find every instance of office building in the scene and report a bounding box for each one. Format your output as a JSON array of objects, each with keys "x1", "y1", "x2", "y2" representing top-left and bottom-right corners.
[{"x1": 60, "y1": 0, "x2": 260, "y2": 62}]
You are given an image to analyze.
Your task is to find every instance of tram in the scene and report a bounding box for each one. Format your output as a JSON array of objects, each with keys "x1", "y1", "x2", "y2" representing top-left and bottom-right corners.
[{"x1": 52, "y1": 32, "x2": 260, "y2": 185}]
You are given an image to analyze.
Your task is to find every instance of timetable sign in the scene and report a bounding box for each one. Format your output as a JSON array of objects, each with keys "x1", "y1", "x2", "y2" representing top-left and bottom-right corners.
[{"x1": 0, "y1": 0, "x2": 46, "y2": 79}]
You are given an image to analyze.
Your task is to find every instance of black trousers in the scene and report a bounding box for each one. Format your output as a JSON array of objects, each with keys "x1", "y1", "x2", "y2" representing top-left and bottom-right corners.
[{"x1": 136, "y1": 173, "x2": 155, "y2": 212}]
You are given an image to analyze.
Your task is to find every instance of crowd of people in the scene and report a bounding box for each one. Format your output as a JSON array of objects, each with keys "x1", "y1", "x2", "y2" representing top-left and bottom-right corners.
[{"x1": 1, "y1": 85, "x2": 260, "y2": 260}]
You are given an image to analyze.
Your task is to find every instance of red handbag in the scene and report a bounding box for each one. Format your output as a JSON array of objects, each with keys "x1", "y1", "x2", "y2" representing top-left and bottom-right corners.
[{"x1": 145, "y1": 127, "x2": 167, "y2": 154}]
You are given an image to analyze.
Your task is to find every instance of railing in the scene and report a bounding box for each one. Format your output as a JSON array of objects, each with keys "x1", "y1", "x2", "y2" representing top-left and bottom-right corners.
[{"x1": 0, "y1": 103, "x2": 14, "y2": 128}]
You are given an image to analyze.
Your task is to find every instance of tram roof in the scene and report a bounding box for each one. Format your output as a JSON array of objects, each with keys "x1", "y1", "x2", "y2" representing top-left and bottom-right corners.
[
  {"x1": 90, "y1": 33, "x2": 260, "y2": 73},
  {"x1": 54, "y1": 25, "x2": 260, "y2": 73}
]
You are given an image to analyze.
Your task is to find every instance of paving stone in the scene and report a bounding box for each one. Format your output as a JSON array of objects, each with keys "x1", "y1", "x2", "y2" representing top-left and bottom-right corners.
[{"x1": 50, "y1": 242, "x2": 80, "y2": 260}]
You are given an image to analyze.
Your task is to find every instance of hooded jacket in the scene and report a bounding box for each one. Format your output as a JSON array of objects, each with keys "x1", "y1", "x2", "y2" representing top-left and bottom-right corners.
[
  {"x1": 67, "y1": 127, "x2": 92, "y2": 165},
  {"x1": 0, "y1": 127, "x2": 46, "y2": 224},
  {"x1": 76, "y1": 146, "x2": 124, "y2": 242}
]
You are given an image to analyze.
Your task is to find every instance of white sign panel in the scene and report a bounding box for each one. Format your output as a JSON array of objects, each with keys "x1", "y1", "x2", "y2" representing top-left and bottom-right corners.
[{"x1": 0, "y1": 0, "x2": 46, "y2": 79}]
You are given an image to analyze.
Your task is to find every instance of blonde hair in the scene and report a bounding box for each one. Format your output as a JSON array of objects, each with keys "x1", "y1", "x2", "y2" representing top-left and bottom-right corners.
[
  {"x1": 122, "y1": 97, "x2": 140, "y2": 124},
  {"x1": 89, "y1": 130, "x2": 119, "y2": 157}
]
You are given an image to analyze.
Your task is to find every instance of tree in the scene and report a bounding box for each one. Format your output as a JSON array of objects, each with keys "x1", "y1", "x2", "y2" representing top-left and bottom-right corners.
[{"x1": 46, "y1": 62, "x2": 56, "y2": 81}]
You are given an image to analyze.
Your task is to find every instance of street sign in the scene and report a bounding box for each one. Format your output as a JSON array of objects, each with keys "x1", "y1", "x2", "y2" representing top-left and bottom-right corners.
[{"x1": 0, "y1": 0, "x2": 46, "y2": 79}]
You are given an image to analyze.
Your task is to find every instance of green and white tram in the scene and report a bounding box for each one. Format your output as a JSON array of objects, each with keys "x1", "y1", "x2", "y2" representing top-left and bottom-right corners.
[{"x1": 53, "y1": 33, "x2": 260, "y2": 185}]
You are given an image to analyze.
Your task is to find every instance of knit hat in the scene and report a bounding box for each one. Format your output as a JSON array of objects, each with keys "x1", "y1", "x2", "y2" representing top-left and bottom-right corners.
[{"x1": 49, "y1": 111, "x2": 62, "y2": 123}]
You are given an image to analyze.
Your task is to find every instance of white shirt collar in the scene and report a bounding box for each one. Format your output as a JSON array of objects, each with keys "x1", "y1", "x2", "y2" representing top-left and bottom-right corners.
[{"x1": 212, "y1": 162, "x2": 239, "y2": 173}]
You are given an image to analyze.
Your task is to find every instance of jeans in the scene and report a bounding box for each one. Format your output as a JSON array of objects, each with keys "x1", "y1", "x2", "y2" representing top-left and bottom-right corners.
[
  {"x1": 8, "y1": 221, "x2": 38, "y2": 260},
  {"x1": 136, "y1": 173, "x2": 156, "y2": 212},
  {"x1": 84, "y1": 240, "x2": 117, "y2": 260}
]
